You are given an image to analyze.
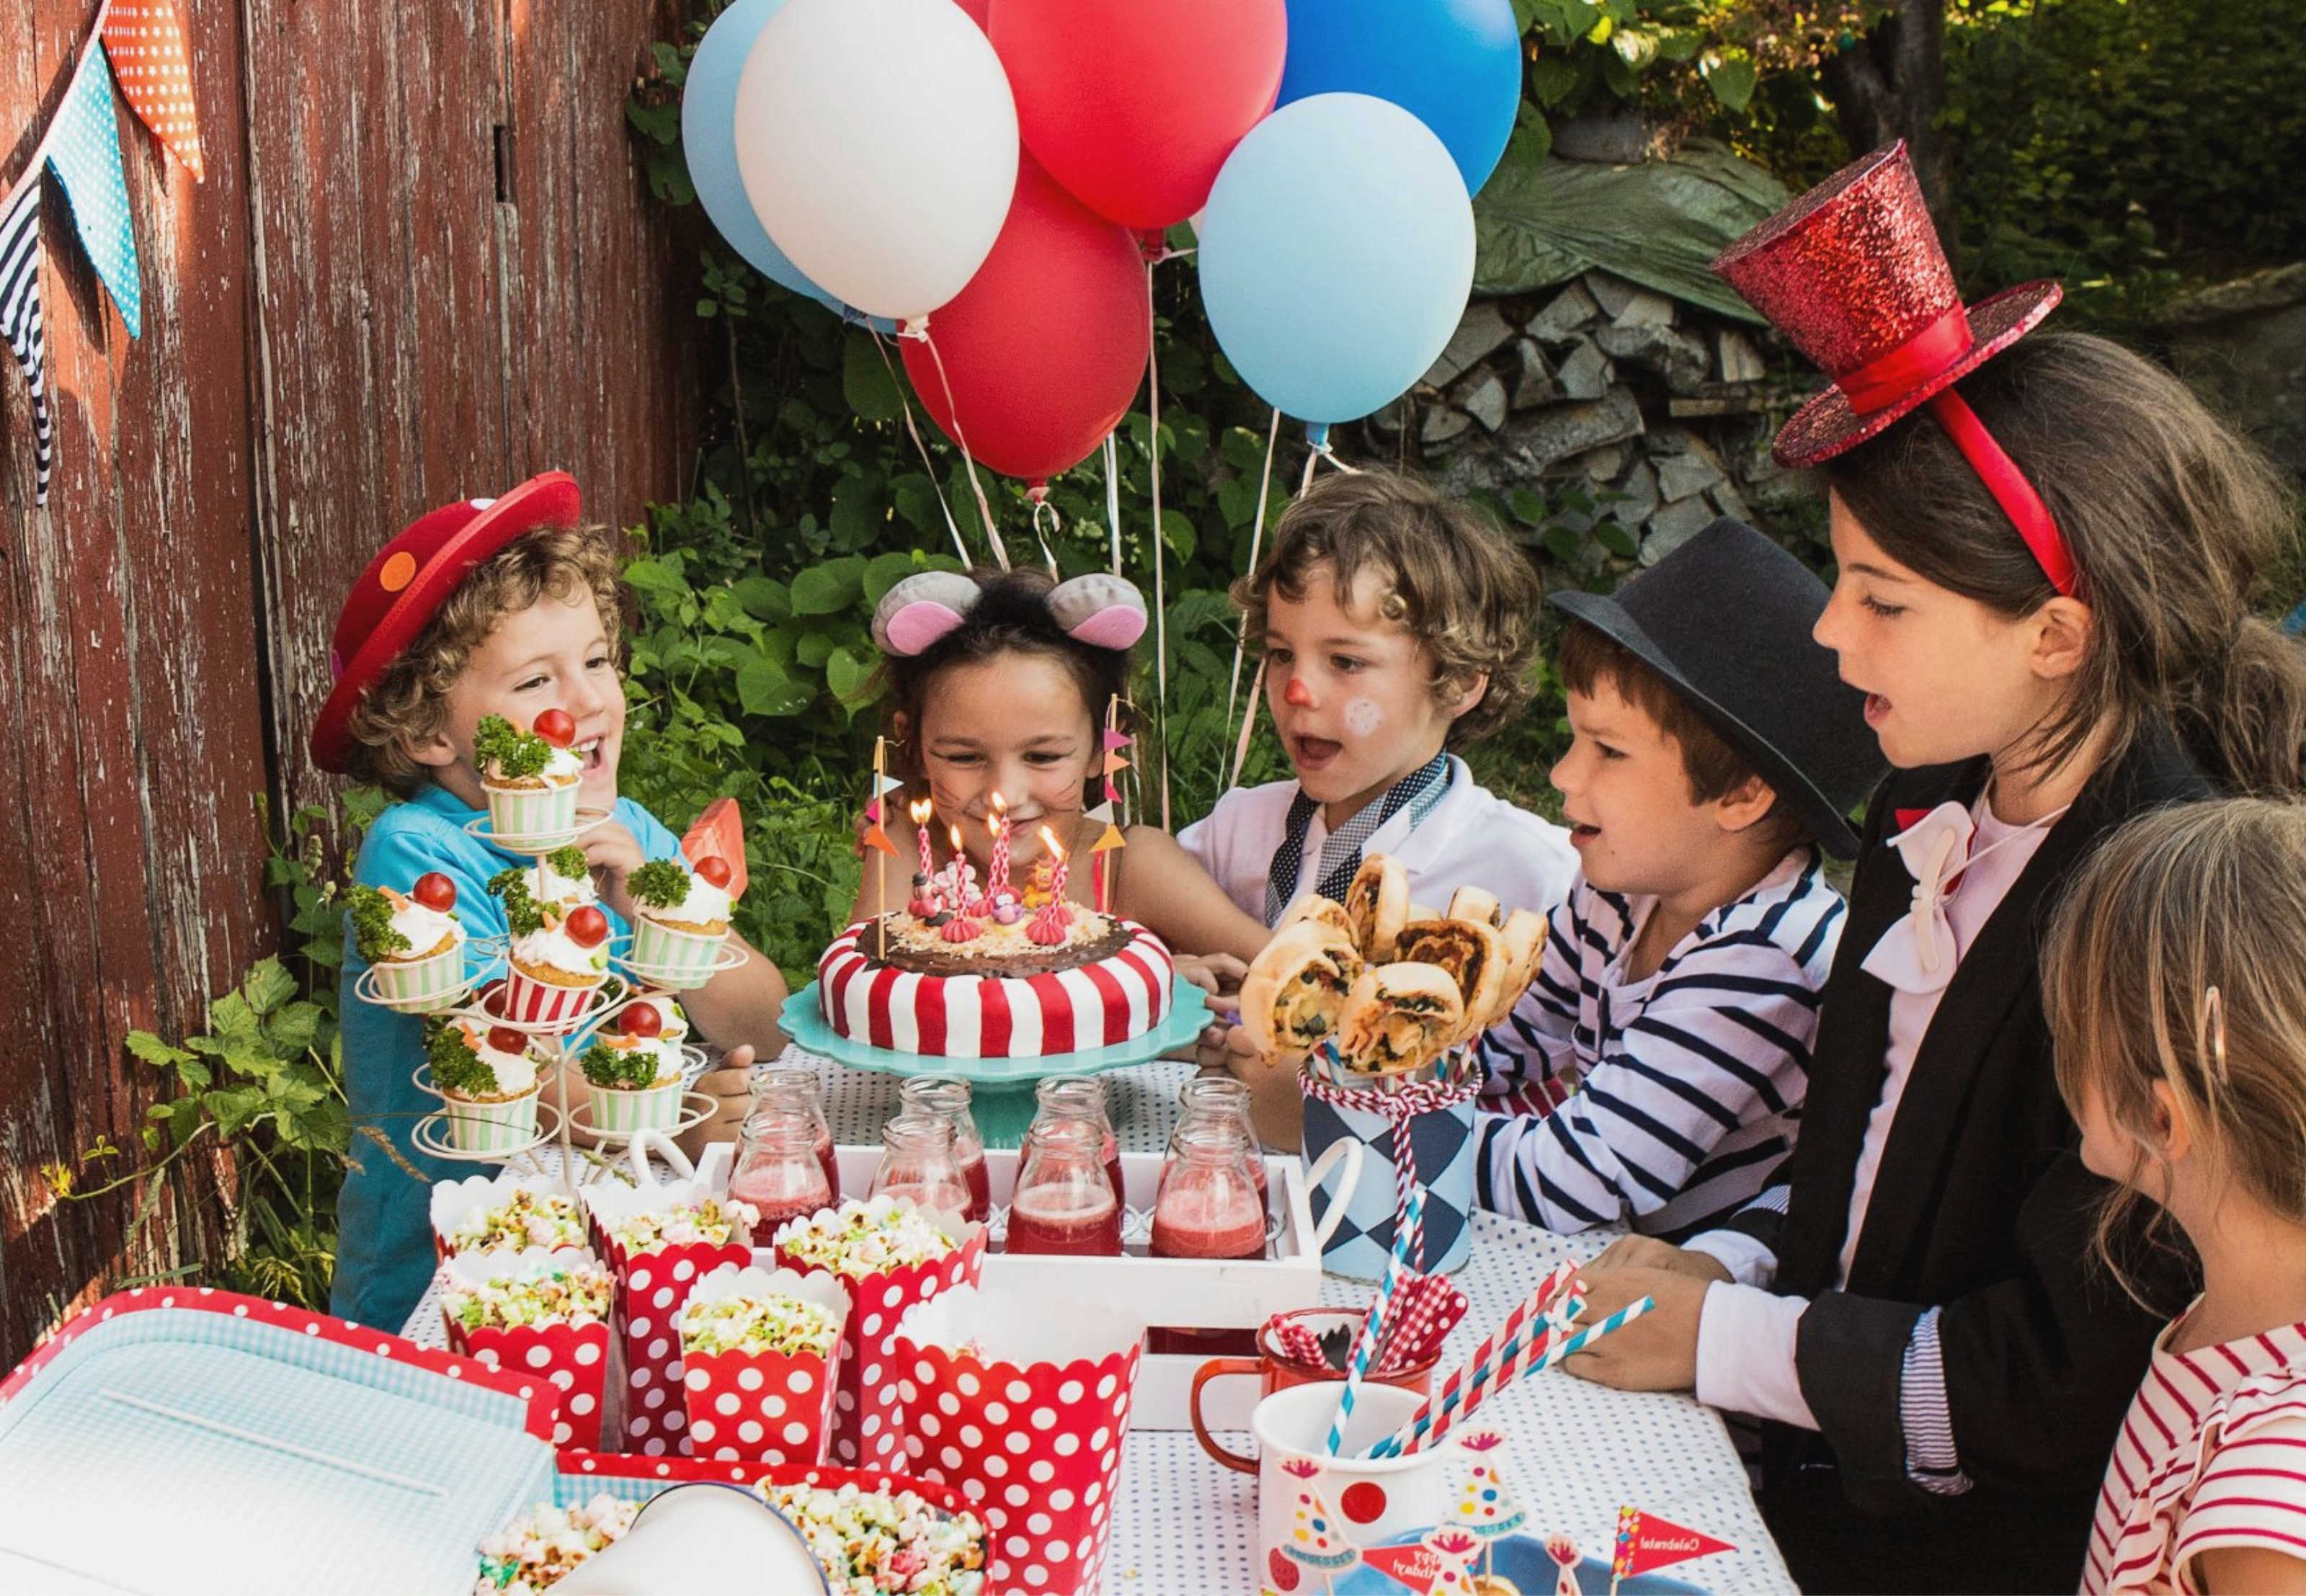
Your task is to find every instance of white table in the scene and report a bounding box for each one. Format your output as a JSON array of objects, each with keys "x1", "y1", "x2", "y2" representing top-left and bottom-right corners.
[{"x1": 407, "y1": 1048, "x2": 1796, "y2": 1595}]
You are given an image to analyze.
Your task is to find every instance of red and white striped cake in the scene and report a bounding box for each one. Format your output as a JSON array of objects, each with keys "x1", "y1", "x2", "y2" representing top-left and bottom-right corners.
[{"x1": 817, "y1": 914, "x2": 1175, "y2": 1057}]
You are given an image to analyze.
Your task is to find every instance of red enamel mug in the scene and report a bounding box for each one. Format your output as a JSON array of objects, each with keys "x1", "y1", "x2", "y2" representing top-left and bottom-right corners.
[{"x1": 1190, "y1": 1306, "x2": 1441, "y2": 1473}]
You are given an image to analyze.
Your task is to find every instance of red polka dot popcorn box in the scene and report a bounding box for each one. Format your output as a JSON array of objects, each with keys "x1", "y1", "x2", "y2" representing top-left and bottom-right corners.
[
  {"x1": 436, "y1": 1247, "x2": 613, "y2": 1450},
  {"x1": 428, "y1": 1170, "x2": 589, "y2": 1265},
  {"x1": 893, "y1": 1283, "x2": 1147, "y2": 1596},
  {"x1": 677, "y1": 1263, "x2": 851, "y2": 1466},
  {"x1": 580, "y1": 1169, "x2": 757, "y2": 1458},
  {"x1": 770, "y1": 1196, "x2": 987, "y2": 1470}
]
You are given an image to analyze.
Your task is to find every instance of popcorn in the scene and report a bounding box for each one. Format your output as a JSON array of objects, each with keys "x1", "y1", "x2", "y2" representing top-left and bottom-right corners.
[
  {"x1": 601, "y1": 1197, "x2": 757, "y2": 1257},
  {"x1": 473, "y1": 1494, "x2": 635, "y2": 1594},
  {"x1": 442, "y1": 1257, "x2": 613, "y2": 1333},
  {"x1": 682, "y1": 1291, "x2": 843, "y2": 1359},
  {"x1": 445, "y1": 1190, "x2": 587, "y2": 1255},
  {"x1": 760, "y1": 1481, "x2": 988, "y2": 1596},
  {"x1": 775, "y1": 1197, "x2": 958, "y2": 1276}
]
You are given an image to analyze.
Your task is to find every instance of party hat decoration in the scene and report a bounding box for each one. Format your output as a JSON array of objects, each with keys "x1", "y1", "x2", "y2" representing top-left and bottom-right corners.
[
  {"x1": 1545, "y1": 1534, "x2": 1582, "y2": 1596},
  {"x1": 44, "y1": 45, "x2": 141, "y2": 339},
  {"x1": 1455, "y1": 1430, "x2": 1527, "y2": 1578},
  {"x1": 1281, "y1": 1457, "x2": 1363, "y2": 1592},
  {"x1": 103, "y1": 1, "x2": 205, "y2": 179},
  {"x1": 1419, "y1": 1529, "x2": 1481, "y2": 1595}
]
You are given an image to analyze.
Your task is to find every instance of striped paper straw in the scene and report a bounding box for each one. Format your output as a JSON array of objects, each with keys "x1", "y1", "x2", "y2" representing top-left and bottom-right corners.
[
  {"x1": 1371, "y1": 1293, "x2": 1655, "y2": 1458},
  {"x1": 1396, "y1": 1259, "x2": 1577, "y2": 1451},
  {"x1": 1365, "y1": 1285, "x2": 1588, "y2": 1464},
  {"x1": 1326, "y1": 1182, "x2": 1425, "y2": 1456}
]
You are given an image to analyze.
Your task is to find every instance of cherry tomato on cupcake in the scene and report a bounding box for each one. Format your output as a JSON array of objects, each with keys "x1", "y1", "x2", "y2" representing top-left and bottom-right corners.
[
  {"x1": 564, "y1": 906, "x2": 609, "y2": 948},
  {"x1": 533, "y1": 708, "x2": 576, "y2": 748},
  {"x1": 619, "y1": 1002, "x2": 664, "y2": 1038},
  {"x1": 695, "y1": 855, "x2": 733, "y2": 890},
  {"x1": 412, "y1": 872, "x2": 457, "y2": 911}
]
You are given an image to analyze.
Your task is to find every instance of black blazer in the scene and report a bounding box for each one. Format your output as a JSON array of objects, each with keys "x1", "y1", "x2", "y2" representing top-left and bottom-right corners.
[{"x1": 1724, "y1": 721, "x2": 2209, "y2": 1593}]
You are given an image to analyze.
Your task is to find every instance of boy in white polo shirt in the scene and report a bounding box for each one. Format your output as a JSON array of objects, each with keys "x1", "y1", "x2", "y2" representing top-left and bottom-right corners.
[{"x1": 1183, "y1": 471, "x2": 1577, "y2": 1139}]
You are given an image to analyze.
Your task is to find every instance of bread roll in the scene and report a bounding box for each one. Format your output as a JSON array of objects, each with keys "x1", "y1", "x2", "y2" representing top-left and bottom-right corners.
[
  {"x1": 1447, "y1": 885, "x2": 1503, "y2": 929},
  {"x1": 1343, "y1": 854, "x2": 1411, "y2": 962},
  {"x1": 1333, "y1": 962, "x2": 1465, "y2": 1074},
  {"x1": 1239, "y1": 922, "x2": 1364, "y2": 1060},
  {"x1": 1394, "y1": 917, "x2": 1511, "y2": 1042},
  {"x1": 1277, "y1": 893, "x2": 1357, "y2": 942}
]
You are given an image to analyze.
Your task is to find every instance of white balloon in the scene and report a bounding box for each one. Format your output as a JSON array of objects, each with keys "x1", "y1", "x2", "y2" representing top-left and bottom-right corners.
[{"x1": 734, "y1": 0, "x2": 1020, "y2": 324}]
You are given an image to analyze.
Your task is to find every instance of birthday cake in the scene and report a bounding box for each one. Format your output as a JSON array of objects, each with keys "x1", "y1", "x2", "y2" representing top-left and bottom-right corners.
[{"x1": 816, "y1": 859, "x2": 1173, "y2": 1058}]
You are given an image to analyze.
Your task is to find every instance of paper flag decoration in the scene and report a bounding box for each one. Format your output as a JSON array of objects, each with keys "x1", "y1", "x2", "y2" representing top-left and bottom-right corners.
[
  {"x1": 874, "y1": 772, "x2": 905, "y2": 797},
  {"x1": 862, "y1": 824, "x2": 897, "y2": 857},
  {"x1": 1612, "y1": 1507, "x2": 1733, "y2": 1580},
  {"x1": 1090, "y1": 822, "x2": 1126, "y2": 854},
  {"x1": 1358, "y1": 1531, "x2": 1481, "y2": 1595},
  {"x1": 680, "y1": 798, "x2": 747, "y2": 899},
  {"x1": 1085, "y1": 800, "x2": 1116, "y2": 824},
  {"x1": 45, "y1": 47, "x2": 141, "y2": 339},
  {"x1": 1102, "y1": 728, "x2": 1134, "y2": 752},
  {"x1": 1105, "y1": 751, "x2": 1131, "y2": 774},
  {"x1": 103, "y1": 1, "x2": 205, "y2": 180},
  {"x1": 0, "y1": 176, "x2": 52, "y2": 504}
]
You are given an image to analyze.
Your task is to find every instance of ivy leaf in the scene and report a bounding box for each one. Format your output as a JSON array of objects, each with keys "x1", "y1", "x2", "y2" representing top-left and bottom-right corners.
[
  {"x1": 1531, "y1": 53, "x2": 1581, "y2": 108},
  {"x1": 796, "y1": 633, "x2": 836, "y2": 669},
  {"x1": 842, "y1": 334, "x2": 904, "y2": 422},
  {"x1": 1159, "y1": 508, "x2": 1198, "y2": 563},
  {"x1": 736, "y1": 654, "x2": 814, "y2": 718},
  {"x1": 128, "y1": 1030, "x2": 194, "y2": 1070},
  {"x1": 1596, "y1": 519, "x2": 1642, "y2": 559},
  {"x1": 826, "y1": 644, "x2": 876, "y2": 705},
  {"x1": 791, "y1": 556, "x2": 868, "y2": 616},
  {"x1": 732, "y1": 576, "x2": 791, "y2": 623},
  {"x1": 1705, "y1": 52, "x2": 1758, "y2": 113},
  {"x1": 208, "y1": 991, "x2": 259, "y2": 1043},
  {"x1": 829, "y1": 475, "x2": 887, "y2": 551}
]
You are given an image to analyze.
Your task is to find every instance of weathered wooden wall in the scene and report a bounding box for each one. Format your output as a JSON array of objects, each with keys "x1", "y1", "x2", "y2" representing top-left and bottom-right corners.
[{"x1": 0, "y1": 0, "x2": 699, "y2": 1365}]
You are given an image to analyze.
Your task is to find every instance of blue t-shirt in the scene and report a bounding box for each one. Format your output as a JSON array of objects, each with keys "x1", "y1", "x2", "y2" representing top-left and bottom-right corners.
[{"x1": 330, "y1": 783, "x2": 683, "y2": 1330}]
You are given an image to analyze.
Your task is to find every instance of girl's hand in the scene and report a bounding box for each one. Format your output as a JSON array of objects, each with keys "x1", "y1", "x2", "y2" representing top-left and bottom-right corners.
[
  {"x1": 1197, "y1": 1025, "x2": 1304, "y2": 1151},
  {"x1": 578, "y1": 821, "x2": 648, "y2": 922},
  {"x1": 1173, "y1": 953, "x2": 1248, "y2": 1004},
  {"x1": 1588, "y1": 1234, "x2": 1732, "y2": 1283},
  {"x1": 1558, "y1": 1265, "x2": 1708, "y2": 1393}
]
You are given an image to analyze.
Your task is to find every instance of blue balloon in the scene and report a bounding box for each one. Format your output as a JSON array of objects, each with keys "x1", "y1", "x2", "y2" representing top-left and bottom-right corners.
[
  {"x1": 685, "y1": 0, "x2": 881, "y2": 324},
  {"x1": 1278, "y1": 0, "x2": 1523, "y2": 195},
  {"x1": 1198, "y1": 94, "x2": 1474, "y2": 427}
]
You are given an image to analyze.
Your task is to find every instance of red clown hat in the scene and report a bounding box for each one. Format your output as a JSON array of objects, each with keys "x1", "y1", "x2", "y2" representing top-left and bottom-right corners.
[
  {"x1": 309, "y1": 471, "x2": 583, "y2": 773},
  {"x1": 1711, "y1": 143, "x2": 2075, "y2": 594}
]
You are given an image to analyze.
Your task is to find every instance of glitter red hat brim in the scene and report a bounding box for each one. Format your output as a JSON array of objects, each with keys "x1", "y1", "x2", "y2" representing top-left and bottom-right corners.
[
  {"x1": 1771, "y1": 278, "x2": 2062, "y2": 467},
  {"x1": 308, "y1": 472, "x2": 584, "y2": 774}
]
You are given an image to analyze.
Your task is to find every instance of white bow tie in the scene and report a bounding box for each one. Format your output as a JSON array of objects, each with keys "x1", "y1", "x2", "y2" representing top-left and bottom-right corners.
[{"x1": 1861, "y1": 801, "x2": 1978, "y2": 995}]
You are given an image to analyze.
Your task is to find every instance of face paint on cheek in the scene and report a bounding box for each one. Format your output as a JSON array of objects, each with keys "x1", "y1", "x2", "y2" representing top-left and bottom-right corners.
[{"x1": 1343, "y1": 697, "x2": 1384, "y2": 739}]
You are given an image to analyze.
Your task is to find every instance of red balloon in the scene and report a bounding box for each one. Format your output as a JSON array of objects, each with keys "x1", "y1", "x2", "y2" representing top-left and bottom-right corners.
[
  {"x1": 989, "y1": 0, "x2": 1286, "y2": 231},
  {"x1": 904, "y1": 160, "x2": 1152, "y2": 486},
  {"x1": 953, "y1": 0, "x2": 989, "y2": 28}
]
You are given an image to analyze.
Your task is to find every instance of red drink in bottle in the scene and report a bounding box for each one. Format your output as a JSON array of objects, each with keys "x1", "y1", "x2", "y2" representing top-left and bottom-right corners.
[
  {"x1": 731, "y1": 1111, "x2": 834, "y2": 1236},
  {"x1": 1148, "y1": 1124, "x2": 1268, "y2": 1355},
  {"x1": 1004, "y1": 1186, "x2": 1123, "y2": 1256},
  {"x1": 961, "y1": 1148, "x2": 992, "y2": 1226},
  {"x1": 902, "y1": 1076, "x2": 989, "y2": 1223}
]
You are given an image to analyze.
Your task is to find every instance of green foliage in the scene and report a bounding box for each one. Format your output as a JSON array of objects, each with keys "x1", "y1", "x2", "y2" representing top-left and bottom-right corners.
[
  {"x1": 473, "y1": 714, "x2": 549, "y2": 781},
  {"x1": 492, "y1": 870, "x2": 547, "y2": 937},
  {"x1": 424, "y1": 1018, "x2": 499, "y2": 1099},
  {"x1": 53, "y1": 794, "x2": 389, "y2": 1310},
  {"x1": 627, "y1": 858, "x2": 693, "y2": 910},
  {"x1": 1944, "y1": 0, "x2": 2306, "y2": 326},
  {"x1": 581, "y1": 1043, "x2": 669, "y2": 1092},
  {"x1": 545, "y1": 845, "x2": 590, "y2": 881},
  {"x1": 345, "y1": 882, "x2": 409, "y2": 963}
]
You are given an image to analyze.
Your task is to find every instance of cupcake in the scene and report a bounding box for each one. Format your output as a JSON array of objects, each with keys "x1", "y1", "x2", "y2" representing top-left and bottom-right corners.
[
  {"x1": 625, "y1": 857, "x2": 736, "y2": 988},
  {"x1": 578, "y1": 1001, "x2": 687, "y2": 1133},
  {"x1": 532, "y1": 844, "x2": 600, "y2": 914},
  {"x1": 428, "y1": 1017, "x2": 545, "y2": 1154},
  {"x1": 350, "y1": 874, "x2": 468, "y2": 1012},
  {"x1": 494, "y1": 871, "x2": 611, "y2": 1027},
  {"x1": 474, "y1": 708, "x2": 584, "y2": 844}
]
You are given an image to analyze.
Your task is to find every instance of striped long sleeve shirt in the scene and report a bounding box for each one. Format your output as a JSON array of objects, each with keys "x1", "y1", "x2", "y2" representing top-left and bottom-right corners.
[{"x1": 1473, "y1": 847, "x2": 1845, "y2": 1240}]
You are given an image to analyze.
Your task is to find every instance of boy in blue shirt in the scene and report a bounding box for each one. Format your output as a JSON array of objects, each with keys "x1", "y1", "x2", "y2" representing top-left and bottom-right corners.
[{"x1": 310, "y1": 473, "x2": 789, "y2": 1329}]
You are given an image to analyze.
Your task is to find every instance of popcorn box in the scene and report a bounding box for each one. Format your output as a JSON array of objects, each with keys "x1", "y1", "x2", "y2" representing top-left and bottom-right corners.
[
  {"x1": 772, "y1": 1198, "x2": 987, "y2": 1471},
  {"x1": 501, "y1": 964, "x2": 607, "y2": 1029},
  {"x1": 678, "y1": 1264, "x2": 851, "y2": 1466},
  {"x1": 437, "y1": 1247, "x2": 613, "y2": 1451},
  {"x1": 628, "y1": 916, "x2": 728, "y2": 989},
  {"x1": 486, "y1": 778, "x2": 580, "y2": 846},
  {"x1": 894, "y1": 1283, "x2": 1146, "y2": 1596},
  {"x1": 429, "y1": 1171, "x2": 588, "y2": 1263},
  {"x1": 583, "y1": 1168, "x2": 757, "y2": 1458}
]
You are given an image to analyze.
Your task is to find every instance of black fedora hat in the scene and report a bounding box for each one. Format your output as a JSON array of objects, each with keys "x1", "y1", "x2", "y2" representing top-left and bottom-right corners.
[{"x1": 1550, "y1": 519, "x2": 1884, "y2": 857}]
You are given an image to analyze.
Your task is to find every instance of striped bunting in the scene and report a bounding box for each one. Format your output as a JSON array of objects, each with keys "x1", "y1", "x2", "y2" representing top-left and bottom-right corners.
[{"x1": 0, "y1": 175, "x2": 52, "y2": 504}]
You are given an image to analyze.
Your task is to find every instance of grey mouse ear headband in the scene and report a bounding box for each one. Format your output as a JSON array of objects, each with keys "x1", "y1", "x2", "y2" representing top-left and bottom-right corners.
[{"x1": 870, "y1": 571, "x2": 1149, "y2": 656}]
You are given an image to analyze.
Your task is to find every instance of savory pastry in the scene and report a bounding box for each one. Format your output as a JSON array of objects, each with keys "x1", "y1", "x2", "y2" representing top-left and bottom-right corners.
[
  {"x1": 1394, "y1": 917, "x2": 1511, "y2": 1042},
  {"x1": 1276, "y1": 892, "x2": 1357, "y2": 943},
  {"x1": 1343, "y1": 853, "x2": 1411, "y2": 962},
  {"x1": 1332, "y1": 963, "x2": 1465, "y2": 1074},
  {"x1": 1498, "y1": 908, "x2": 1548, "y2": 1007},
  {"x1": 1239, "y1": 922, "x2": 1364, "y2": 1059},
  {"x1": 1447, "y1": 885, "x2": 1503, "y2": 929}
]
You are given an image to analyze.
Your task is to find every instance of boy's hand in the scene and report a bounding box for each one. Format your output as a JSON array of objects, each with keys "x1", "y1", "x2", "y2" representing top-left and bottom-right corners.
[
  {"x1": 1173, "y1": 953, "x2": 1247, "y2": 1004},
  {"x1": 677, "y1": 1045, "x2": 755, "y2": 1163},
  {"x1": 1588, "y1": 1234, "x2": 1731, "y2": 1283},
  {"x1": 1197, "y1": 1024, "x2": 1304, "y2": 1152},
  {"x1": 578, "y1": 821, "x2": 648, "y2": 922},
  {"x1": 1558, "y1": 1265, "x2": 1708, "y2": 1393}
]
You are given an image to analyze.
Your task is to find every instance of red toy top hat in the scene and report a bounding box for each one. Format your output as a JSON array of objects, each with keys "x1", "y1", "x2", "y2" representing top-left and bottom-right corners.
[
  {"x1": 309, "y1": 471, "x2": 583, "y2": 773},
  {"x1": 1711, "y1": 143, "x2": 2076, "y2": 595}
]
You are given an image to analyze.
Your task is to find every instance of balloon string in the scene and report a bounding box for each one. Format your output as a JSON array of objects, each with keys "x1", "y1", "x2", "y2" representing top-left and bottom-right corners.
[
  {"x1": 1221, "y1": 406, "x2": 1284, "y2": 787},
  {"x1": 1144, "y1": 257, "x2": 1172, "y2": 832},
  {"x1": 1229, "y1": 659, "x2": 1265, "y2": 791},
  {"x1": 1030, "y1": 494, "x2": 1061, "y2": 576},
  {"x1": 1102, "y1": 431, "x2": 1123, "y2": 576},
  {"x1": 870, "y1": 329, "x2": 973, "y2": 566},
  {"x1": 907, "y1": 320, "x2": 1010, "y2": 571}
]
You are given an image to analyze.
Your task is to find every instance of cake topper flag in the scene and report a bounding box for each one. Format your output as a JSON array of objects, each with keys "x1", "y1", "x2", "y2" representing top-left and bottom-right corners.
[
  {"x1": 861, "y1": 739, "x2": 897, "y2": 856},
  {"x1": 680, "y1": 798, "x2": 748, "y2": 899},
  {"x1": 1103, "y1": 728, "x2": 1134, "y2": 752},
  {"x1": 1360, "y1": 1530, "x2": 1481, "y2": 1594},
  {"x1": 1611, "y1": 1507, "x2": 1734, "y2": 1591},
  {"x1": 1279, "y1": 1458, "x2": 1363, "y2": 1593},
  {"x1": 102, "y1": 1, "x2": 206, "y2": 180},
  {"x1": 1545, "y1": 1535, "x2": 1582, "y2": 1596}
]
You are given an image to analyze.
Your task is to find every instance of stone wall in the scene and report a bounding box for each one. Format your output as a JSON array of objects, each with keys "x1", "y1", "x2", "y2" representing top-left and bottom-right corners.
[{"x1": 1359, "y1": 271, "x2": 1817, "y2": 574}]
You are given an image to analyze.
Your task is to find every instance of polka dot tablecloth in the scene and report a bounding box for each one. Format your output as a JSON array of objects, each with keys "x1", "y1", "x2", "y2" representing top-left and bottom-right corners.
[{"x1": 406, "y1": 1048, "x2": 1797, "y2": 1595}]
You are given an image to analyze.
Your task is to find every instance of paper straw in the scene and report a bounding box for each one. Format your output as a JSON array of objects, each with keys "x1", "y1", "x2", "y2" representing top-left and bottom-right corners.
[
  {"x1": 1371, "y1": 1294, "x2": 1653, "y2": 1458},
  {"x1": 1326, "y1": 1182, "x2": 1424, "y2": 1455},
  {"x1": 1399, "y1": 1260, "x2": 1575, "y2": 1443},
  {"x1": 1366, "y1": 1283, "x2": 1588, "y2": 1464}
]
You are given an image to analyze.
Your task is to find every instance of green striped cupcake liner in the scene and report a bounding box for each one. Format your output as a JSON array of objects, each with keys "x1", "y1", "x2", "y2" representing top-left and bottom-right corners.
[
  {"x1": 484, "y1": 780, "x2": 581, "y2": 846},
  {"x1": 442, "y1": 1091, "x2": 542, "y2": 1156},
  {"x1": 626, "y1": 917, "x2": 729, "y2": 989},
  {"x1": 367, "y1": 944, "x2": 469, "y2": 1013},
  {"x1": 587, "y1": 1081, "x2": 685, "y2": 1136}
]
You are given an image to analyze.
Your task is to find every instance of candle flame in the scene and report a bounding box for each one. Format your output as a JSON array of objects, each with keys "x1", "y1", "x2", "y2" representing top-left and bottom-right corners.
[
  {"x1": 909, "y1": 799, "x2": 933, "y2": 825},
  {"x1": 1038, "y1": 825, "x2": 1066, "y2": 861},
  {"x1": 989, "y1": 790, "x2": 1005, "y2": 815},
  {"x1": 949, "y1": 824, "x2": 964, "y2": 851}
]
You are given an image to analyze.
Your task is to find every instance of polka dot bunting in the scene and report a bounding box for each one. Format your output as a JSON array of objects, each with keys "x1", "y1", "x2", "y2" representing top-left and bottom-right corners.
[{"x1": 102, "y1": 1, "x2": 206, "y2": 181}]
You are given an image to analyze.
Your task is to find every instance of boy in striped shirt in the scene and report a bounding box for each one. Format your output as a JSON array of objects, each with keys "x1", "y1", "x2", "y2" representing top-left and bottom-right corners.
[{"x1": 1476, "y1": 520, "x2": 1882, "y2": 1239}]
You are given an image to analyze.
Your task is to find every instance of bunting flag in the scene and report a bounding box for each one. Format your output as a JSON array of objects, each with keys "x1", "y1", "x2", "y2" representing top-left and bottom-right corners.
[
  {"x1": 1611, "y1": 1507, "x2": 1734, "y2": 1585},
  {"x1": 0, "y1": 175, "x2": 53, "y2": 504},
  {"x1": 45, "y1": 45, "x2": 141, "y2": 339},
  {"x1": 102, "y1": 1, "x2": 205, "y2": 180}
]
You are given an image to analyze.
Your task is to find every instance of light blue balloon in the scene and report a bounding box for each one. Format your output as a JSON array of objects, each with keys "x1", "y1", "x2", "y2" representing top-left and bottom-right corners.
[
  {"x1": 685, "y1": 0, "x2": 861, "y2": 319},
  {"x1": 1277, "y1": 0, "x2": 1524, "y2": 195},
  {"x1": 1197, "y1": 94, "x2": 1474, "y2": 427}
]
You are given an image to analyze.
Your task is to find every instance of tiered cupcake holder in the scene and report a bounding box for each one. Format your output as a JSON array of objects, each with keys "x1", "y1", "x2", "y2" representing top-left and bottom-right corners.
[{"x1": 460, "y1": 801, "x2": 616, "y2": 855}]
